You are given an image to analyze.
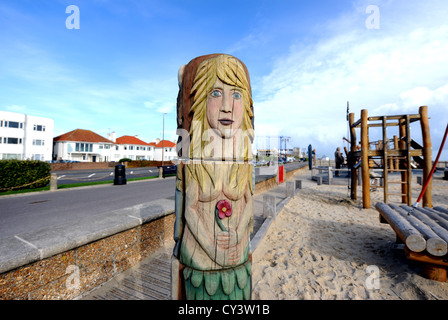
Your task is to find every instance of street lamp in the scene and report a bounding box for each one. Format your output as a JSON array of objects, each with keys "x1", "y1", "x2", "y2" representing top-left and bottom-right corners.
[{"x1": 162, "y1": 113, "x2": 166, "y2": 167}]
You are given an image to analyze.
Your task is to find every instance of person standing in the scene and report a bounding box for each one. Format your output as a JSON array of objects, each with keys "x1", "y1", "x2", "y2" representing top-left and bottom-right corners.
[{"x1": 335, "y1": 147, "x2": 344, "y2": 177}]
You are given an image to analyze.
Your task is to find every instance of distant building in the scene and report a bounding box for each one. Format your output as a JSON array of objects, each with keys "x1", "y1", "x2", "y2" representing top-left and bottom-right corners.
[
  {"x1": 152, "y1": 138, "x2": 177, "y2": 161},
  {"x1": 53, "y1": 129, "x2": 178, "y2": 163},
  {"x1": 115, "y1": 135, "x2": 154, "y2": 160},
  {"x1": 53, "y1": 129, "x2": 115, "y2": 162},
  {"x1": 0, "y1": 111, "x2": 54, "y2": 161}
]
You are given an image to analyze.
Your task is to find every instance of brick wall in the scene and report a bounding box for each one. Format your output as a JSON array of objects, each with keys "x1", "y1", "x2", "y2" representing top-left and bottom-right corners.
[{"x1": 50, "y1": 162, "x2": 114, "y2": 171}]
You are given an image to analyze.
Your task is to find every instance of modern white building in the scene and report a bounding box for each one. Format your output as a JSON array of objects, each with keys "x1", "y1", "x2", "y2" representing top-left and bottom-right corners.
[{"x1": 0, "y1": 111, "x2": 54, "y2": 161}]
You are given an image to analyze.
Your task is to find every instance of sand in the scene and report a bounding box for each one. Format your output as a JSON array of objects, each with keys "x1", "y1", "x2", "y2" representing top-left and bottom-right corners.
[{"x1": 252, "y1": 169, "x2": 448, "y2": 300}]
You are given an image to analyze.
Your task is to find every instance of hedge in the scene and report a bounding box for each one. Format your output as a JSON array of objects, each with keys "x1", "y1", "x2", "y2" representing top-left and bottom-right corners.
[{"x1": 0, "y1": 160, "x2": 51, "y2": 191}]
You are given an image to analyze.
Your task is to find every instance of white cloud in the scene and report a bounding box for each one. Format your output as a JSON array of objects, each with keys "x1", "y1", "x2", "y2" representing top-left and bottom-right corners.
[
  {"x1": 5, "y1": 104, "x2": 27, "y2": 113},
  {"x1": 253, "y1": 1, "x2": 448, "y2": 159}
]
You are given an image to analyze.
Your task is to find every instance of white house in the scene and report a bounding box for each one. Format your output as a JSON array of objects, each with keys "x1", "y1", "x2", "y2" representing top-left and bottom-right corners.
[
  {"x1": 115, "y1": 135, "x2": 154, "y2": 160},
  {"x1": 0, "y1": 111, "x2": 54, "y2": 161},
  {"x1": 53, "y1": 129, "x2": 116, "y2": 162},
  {"x1": 151, "y1": 138, "x2": 177, "y2": 161}
]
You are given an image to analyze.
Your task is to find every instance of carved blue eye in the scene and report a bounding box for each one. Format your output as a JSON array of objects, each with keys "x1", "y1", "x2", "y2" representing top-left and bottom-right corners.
[
  {"x1": 233, "y1": 92, "x2": 242, "y2": 99},
  {"x1": 210, "y1": 90, "x2": 222, "y2": 97}
]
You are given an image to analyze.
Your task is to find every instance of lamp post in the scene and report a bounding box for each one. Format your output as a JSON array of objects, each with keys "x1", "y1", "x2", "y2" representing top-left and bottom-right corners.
[{"x1": 162, "y1": 113, "x2": 166, "y2": 167}]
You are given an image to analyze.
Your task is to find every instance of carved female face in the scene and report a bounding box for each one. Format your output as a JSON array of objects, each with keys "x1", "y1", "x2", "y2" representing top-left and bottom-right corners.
[{"x1": 206, "y1": 78, "x2": 244, "y2": 138}]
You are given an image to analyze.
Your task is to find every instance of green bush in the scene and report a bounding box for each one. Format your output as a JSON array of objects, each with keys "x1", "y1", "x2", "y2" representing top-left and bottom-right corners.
[
  {"x1": 0, "y1": 160, "x2": 51, "y2": 191},
  {"x1": 119, "y1": 158, "x2": 133, "y2": 163}
]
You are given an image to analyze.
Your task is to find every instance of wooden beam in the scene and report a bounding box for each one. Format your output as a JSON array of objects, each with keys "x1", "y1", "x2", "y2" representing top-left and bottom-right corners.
[
  {"x1": 367, "y1": 149, "x2": 423, "y2": 157},
  {"x1": 361, "y1": 109, "x2": 370, "y2": 209},
  {"x1": 399, "y1": 118, "x2": 408, "y2": 204},
  {"x1": 405, "y1": 248, "x2": 448, "y2": 282},
  {"x1": 349, "y1": 112, "x2": 357, "y2": 200},
  {"x1": 390, "y1": 204, "x2": 447, "y2": 256},
  {"x1": 420, "y1": 105, "x2": 433, "y2": 208},
  {"x1": 405, "y1": 115, "x2": 412, "y2": 205},
  {"x1": 382, "y1": 116, "x2": 389, "y2": 203},
  {"x1": 375, "y1": 203, "x2": 426, "y2": 252},
  {"x1": 368, "y1": 122, "x2": 399, "y2": 128},
  {"x1": 368, "y1": 114, "x2": 420, "y2": 121}
]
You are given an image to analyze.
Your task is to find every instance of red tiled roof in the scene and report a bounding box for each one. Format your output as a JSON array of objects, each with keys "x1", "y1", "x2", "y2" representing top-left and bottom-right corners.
[
  {"x1": 153, "y1": 140, "x2": 176, "y2": 148},
  {"x1": 116, "y1": 135, "x2": 151, "y2": 145},
  {"x1": 54, "y1": 129, "x2": 114, "y2": 143}
]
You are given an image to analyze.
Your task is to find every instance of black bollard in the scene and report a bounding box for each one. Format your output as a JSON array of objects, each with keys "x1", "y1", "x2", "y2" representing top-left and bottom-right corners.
[{"x1": 114, "y1": 164, "x2": 127, "y2": 185}]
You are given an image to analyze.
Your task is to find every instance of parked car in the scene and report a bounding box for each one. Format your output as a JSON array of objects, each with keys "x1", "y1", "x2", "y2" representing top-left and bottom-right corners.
[{"x1": 158, "y1": 164, "x2": 177, "y2": 178}]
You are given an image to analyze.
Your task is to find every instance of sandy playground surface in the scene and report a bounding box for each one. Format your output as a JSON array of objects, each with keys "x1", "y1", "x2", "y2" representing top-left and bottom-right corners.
[{"x1": 252, "y1": 169, "x2": 448, "y2": 300}]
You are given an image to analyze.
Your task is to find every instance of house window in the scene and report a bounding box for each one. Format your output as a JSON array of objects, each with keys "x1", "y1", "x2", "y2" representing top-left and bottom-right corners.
[
  {"x1": 33, "y1": 139, "x2": 45, "y2": 146},
  {"x1": 5, "y1": 121, "x2": 23, "y2": 129},
  {"x1": 4, "y1": 137, "x2": 22, "y2": 144},
  {"x1": 34, "y1": 124, "x2": 45, "y2": 131},
  {"x1": 129, "y1": 146, "x2": 134, "y2": 151},
  {"x1": 75, "y1": 143, "x2": 93, "y2": 152}
]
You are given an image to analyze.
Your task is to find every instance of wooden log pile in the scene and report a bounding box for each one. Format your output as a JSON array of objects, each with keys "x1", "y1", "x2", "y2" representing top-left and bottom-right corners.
[{"x1": 375, "y1": 202, "x2": 448, "y2": 282}]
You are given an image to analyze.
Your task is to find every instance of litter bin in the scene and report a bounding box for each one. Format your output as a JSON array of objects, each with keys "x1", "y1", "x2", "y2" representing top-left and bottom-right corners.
[{"x1": 114, "y1": 164, "x2": 127, "y2": 185}]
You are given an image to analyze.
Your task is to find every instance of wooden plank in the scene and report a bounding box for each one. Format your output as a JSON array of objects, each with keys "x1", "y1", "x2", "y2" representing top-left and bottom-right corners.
[
  {"x1": 375, "y1": 203, "x2": 426, "y2": 252},
  {"x1": 405, "y1": 247, "x2": 448, "y2": 267},
  {"x1": 390, "y1": 204, "x2": 447, "y2": 256}
]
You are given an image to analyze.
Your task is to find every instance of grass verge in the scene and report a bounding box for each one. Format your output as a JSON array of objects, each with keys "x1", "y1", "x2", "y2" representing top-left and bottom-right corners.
[{"x1": 0, "y1": 175, "x2": 161, "y2": 196}]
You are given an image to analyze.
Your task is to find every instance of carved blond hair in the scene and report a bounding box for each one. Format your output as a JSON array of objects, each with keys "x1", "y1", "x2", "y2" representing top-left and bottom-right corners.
[
  {"x1": 185, "y1": 54, "x2": 254, "y2": 195},
  {"x1": 189, "y1": 54, "x2": 254, "y2": 160}
]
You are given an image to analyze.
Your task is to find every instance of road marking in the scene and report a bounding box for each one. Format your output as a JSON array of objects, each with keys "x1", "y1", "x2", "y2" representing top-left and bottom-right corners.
[
  {"x1": 57, "y1": 175, "x2": 66, "y2": 180},
  {"x1": 14, "y1": 236, "x2": 43, "y2": 259},
  {"x1": 130, "y1": 171, "x2": 133, "y2": 174},
  {"x1": 110, "y1": 172, "x2": 114, "y2": 176},
  {"x1": 88, "y1": 173, "x2": 96, "y2": 178},
  {"x1": 149, "y1": 170, "x2": 152, "y2": 173}
]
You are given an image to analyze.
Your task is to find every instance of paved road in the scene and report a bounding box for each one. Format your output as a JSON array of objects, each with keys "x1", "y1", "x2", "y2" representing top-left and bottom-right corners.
[
  {"x1": 0, "y1": 177, "x2": 176, "y2": 240},
  {"x1": 54, "y1": 167, "x2": 161, "y2": 184}
]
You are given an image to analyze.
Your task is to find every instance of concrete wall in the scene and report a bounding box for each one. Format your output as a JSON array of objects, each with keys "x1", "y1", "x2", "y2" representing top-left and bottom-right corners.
[{"x1": 0, "y1": 214, "x2": 174, "y2": 300}]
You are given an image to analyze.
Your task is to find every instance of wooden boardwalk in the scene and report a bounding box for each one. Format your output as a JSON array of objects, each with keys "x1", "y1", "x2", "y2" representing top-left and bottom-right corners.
[{"x1": 81, "y1": 246, "x2": 172, "y2": 300}]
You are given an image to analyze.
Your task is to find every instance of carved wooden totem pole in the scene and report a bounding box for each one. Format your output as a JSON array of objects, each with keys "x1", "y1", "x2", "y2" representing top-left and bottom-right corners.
[{"x1": 172, "y1": 54, "x2": 254, "y2": 300}]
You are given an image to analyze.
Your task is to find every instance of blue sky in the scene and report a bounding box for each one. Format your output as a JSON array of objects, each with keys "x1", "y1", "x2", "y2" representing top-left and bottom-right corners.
[{"x1": 1, "y1": 0, "x2": 447, "y2": 160}]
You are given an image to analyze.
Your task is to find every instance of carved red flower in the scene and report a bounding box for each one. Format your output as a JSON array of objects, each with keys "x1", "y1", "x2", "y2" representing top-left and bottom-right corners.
[{"x1": 216, "y1": 199, "x2": 232, "y2": 219}]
